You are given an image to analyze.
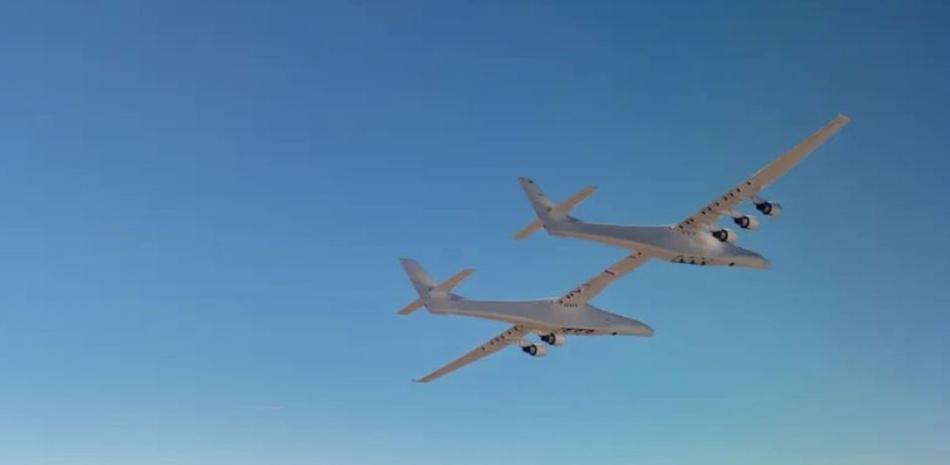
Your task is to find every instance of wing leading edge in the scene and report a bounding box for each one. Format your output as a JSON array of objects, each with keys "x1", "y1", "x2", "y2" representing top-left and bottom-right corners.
[
  {"x1": 557, "y1": 251, "x2": 650, "y2": 306},
  {"x1": 414, "y1": 325, "x2": 527, "y2": 383},
  {"x1": 677, "y1": 114, "x2": 850, "y2": 232}
]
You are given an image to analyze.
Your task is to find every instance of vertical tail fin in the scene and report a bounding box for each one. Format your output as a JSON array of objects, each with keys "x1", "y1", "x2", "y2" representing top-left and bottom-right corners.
[
  {"x1": 515, "y1": 177, "x2": 596, "y2": 239},
  {"x1": 401, "y1": 258, "x2": 436, "y2": 298},
  {"x1": 398, "y1": 259, "x2": 474, "y2": 315}
]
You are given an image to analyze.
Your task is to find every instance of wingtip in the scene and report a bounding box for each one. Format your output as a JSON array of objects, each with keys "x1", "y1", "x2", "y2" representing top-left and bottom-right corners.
[{"x1": 836, "y1": 113, "x2": 851, "y2": 124}]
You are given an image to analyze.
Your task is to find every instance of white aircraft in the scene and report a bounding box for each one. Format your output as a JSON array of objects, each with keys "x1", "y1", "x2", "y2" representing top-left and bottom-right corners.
[
  {"x1": 516, "y1": 114, "x2": 851, "y2": 269},
  {"x1": 398, "y1": 256, "x2": 653, "y2": 382}
]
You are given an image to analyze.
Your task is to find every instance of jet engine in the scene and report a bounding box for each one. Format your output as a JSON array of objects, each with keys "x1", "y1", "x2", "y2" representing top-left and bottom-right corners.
[
  {"x1": 732, "y1": 214, "x2": 760, "y2": 230},
  {"x1": 754, "y1": 200, "x2": 782, "y2": 217},
  {"x1": 521, "y1": 344, "x2": 548, "y2": 357},
  {"x1": 712, "y1": 228, "x2": 738, "y2": 243},
  {"x1": 540, "y1": 333, "x2": 566, "y2": 346}
]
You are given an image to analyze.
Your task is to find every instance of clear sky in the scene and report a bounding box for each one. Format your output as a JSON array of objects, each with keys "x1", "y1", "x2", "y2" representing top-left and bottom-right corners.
[{"x1": 1, "y1": 1, "x2": 948, "y2": 464}]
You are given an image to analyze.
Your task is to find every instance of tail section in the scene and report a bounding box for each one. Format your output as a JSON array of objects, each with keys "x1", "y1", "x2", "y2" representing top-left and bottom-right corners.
[
  {"x1": 515, "y1": 178, "x2": 596, "y2": 239},
  {"x1": 398, "y1": 259, "x2": 473, "y2": 315},
  {"x1": 401, "y1": 258, "x2": 437, "y2": 299}
]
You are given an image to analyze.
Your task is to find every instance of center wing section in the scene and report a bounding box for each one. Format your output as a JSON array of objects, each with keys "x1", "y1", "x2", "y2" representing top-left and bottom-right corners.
[
  {"x1": 677, "y1": 114, "x2": 850, "y2": 233},
  {"x1": 556, "y1": 251, "x2": 650, "y2": 306},
  {"x1": 414, "y1": 325, "x2": 527, "y2": 383}
]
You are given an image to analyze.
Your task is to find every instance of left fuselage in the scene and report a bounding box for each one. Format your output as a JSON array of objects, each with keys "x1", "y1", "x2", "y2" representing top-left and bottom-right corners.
[
  {"x1": 426, "y1": 298, "x2": 653, "y2": 337},
  {"x1": 548, "y1": 221, "x2": 769, "y2": 269}
]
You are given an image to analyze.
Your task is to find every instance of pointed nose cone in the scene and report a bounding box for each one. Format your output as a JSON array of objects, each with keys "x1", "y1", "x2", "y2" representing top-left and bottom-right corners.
[
  {"x1": 636, "y1": 322, "x2": 655, "y2": 337},
  {"x1": 748, "y1": 254, "x2": 770, "y2": 269},
  {"x1": 626, "y1": 319, "x2": 654, "y2": 337},
  {"x1": 732, "y1": 249, "x2": 770, "y2": 269}
]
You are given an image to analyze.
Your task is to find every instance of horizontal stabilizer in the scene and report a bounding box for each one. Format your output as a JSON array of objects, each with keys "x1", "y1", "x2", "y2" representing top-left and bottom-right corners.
[
  {"x1": 398, "y1": 298, "x2": 424, "y2": 315},
  {"x1": 554, "y1": 185, "x2": 597, "y2": 218},
  {"x1": 514, "y1": 219, "x2": 543, "y2": 240},
  {"x1": 432, "y1": 268, "x2": 474, "y2": 294}
]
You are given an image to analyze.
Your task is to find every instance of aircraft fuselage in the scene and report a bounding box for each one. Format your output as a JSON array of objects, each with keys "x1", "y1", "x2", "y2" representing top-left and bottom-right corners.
[
  {"x1": 548, "y1": 221, "x2": 770, "y2": 269},
  {"x1": 427, "y1": 297, "x2": 653, "y2": 336}
]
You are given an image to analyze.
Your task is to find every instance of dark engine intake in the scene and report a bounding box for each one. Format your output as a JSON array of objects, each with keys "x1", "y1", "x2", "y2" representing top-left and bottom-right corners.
[
  {"x1": 754, "y1": 200, "x2": 782, "y2": 217},
  {"x1": 521, "y1": 344, "x2": 548, "y2": 357},
  {"x1": 712, "y1": 228, "x2": 738, "y2": 243},
  {"x1": 733, "y1": 215, "x2": 760, "y2": 230}
]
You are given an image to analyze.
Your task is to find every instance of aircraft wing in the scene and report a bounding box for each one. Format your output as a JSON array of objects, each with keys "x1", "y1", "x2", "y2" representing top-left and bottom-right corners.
[
  {"x1": 676, "y1": 114, "x2": 850, "y2": 232},
  {"x1": 415, "y1": 325, "x2": 527, "y2": 383},
  {"x1": 556, "y1": 251, "x2": 650, "y2": 306}
]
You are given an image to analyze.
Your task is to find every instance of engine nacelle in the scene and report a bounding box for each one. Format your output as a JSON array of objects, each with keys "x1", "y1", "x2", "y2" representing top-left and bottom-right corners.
[
  {"x1": 732, "y1": 214, "x2": 760, "y2": 230},
  {"x1": 540, "y1": 333, "x2": 566, "y2": 346},
  {"x1": 711, "y1": 228, "x2": 738, "y2": 243},
  {"x1": 521, "y1": 343, "x2": 548, "y2": 357},
  {"x1": 754, "y1": 200, "x2": 782, "y2": 217}
]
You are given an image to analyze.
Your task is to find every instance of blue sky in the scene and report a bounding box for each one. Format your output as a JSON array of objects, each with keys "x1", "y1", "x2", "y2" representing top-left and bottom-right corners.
[{"x1": 1, "y1": 1, "x2": 948, "y2": 464}]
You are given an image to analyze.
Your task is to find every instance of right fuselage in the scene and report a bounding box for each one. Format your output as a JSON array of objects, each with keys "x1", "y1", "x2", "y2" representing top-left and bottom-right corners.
[{"x1": 549, "y1": 221, "x2": 769, "y2": 269}]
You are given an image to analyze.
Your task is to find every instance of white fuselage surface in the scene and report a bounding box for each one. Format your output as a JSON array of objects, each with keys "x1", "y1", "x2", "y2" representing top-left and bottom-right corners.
[
  {"x1": 548, "y1": 221, "x2": 769, "y2": 268},
  {"x1": 428, "y1": 296, "x2": 653, "y2": 336}
]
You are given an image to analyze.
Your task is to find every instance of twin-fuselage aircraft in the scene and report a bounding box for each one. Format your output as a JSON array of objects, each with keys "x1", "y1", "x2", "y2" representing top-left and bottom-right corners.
[{"x1": 400, "y1": 115, "x2": 850, "y2": 382}]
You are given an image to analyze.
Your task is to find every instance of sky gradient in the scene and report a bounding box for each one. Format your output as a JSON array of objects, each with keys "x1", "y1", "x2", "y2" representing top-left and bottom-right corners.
[{"x1": 1, "y1": 1, "x2": 948, "y2": 464}]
